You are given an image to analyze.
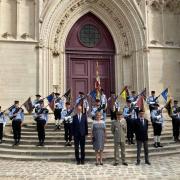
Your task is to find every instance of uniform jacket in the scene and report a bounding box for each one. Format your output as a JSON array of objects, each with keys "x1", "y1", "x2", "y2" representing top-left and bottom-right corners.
[{"x1": 111, "y1": 118, "x2": 127, "y2": 143}]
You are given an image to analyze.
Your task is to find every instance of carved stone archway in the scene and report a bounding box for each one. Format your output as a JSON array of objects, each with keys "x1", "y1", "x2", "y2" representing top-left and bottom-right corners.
[{"x1": 39, "y1": 0, "x2": 147, "y2": 96}]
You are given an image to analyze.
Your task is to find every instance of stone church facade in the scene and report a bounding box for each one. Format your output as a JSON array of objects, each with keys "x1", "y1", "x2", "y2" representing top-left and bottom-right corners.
[{"x1": 0, "y1": 0, "x2": 180, "y2": 107}]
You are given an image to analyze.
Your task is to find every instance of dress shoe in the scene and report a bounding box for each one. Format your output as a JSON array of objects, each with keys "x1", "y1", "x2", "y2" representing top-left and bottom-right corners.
[
  {"x1": 122, "y1": 162, "x2": 128, "y2": 166},
  {"x1": 145, "y1": 161, "x2": 151, "y2": 165},
  {"x1": 113, "y1": 162, "x2": 119, "y2": 166},
  {"x1": 157, "y1": 142, "x2": 163, "y2": 147},
  {"x1": 95, "y1": 162, "x2": 99, "y2": 166},
  {"x1": 81, "y1": 160, "x2": 85, "y2": 165},
  {"x1": 136, "y1": 161, "x2": 140, "y2": 165},
  {"x1": 154, "y1": 143, "x2": 158, "y2": 148},
  {"x1": 100, "y1": 162, "x2": 103, "y2": 166},
  {"x1": 68, "y1": 141, "x2": 72, "y2": 146},
  {"x1": 76, "y1": 161, "x2": 81, "y2": 165}
]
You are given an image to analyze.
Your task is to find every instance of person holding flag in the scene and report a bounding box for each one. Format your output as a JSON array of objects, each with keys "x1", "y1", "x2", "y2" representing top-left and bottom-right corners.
[
  {"x1": 147, "y1": 91, "x2": 159, "y2": 113},
  {"x1": 34, "y1": 100, "x2": 49, "y2": 146},
  {"x1": 100, "y1": 89, "x2": 107, "y2": 122},
  {"x1": 108, "y1": 92, "x2": 119, "y2": 121},
  {"x1": 151, "y1": 103, "x2": 164, "y2": 148},
  {"x1": 9, "y1": 101, "x2": 24, "y2": 146},
  {"x1": 76, "y1": 92, "x2": 89, "y2": 115},
  {"x1": 171, "y1": 100, "x2": 180, "y2": 142},
  {"x1": 54, "y1": 93, "x2": 64, "y2": 130},
  {"x1": 129, "y1": 91, "x2": 138, "y2": 103},
  {"x1": 91, "y1": 99, "x2": 104, "y2": 121},
  {"x1": 0, "y1": 106, "x2": 8, "y2": 144},
  {"x1": 61, "y1": 102, "x2": 74, "y2": 146},
  {"x1": 123, "y1": 99, "x2": 138, "y2": 145}
]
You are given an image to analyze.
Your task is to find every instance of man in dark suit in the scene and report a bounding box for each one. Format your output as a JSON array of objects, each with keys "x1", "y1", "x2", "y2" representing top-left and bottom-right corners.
[
  {"x1": 72, "y1": 105, "x2": 88, "y2": 165},
  {"x1": 134, "y1": 110, "x2": 151, "y2": 165}
]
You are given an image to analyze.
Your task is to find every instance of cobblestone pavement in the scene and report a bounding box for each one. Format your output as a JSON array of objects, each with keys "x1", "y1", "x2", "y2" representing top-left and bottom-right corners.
[{"x1": 0, "y1": 155, "x2": 179, "y2": 180}]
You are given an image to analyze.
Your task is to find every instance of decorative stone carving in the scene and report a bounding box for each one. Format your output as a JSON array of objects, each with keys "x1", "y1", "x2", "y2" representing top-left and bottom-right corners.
[
  {"x1": 52, "y1": 49, "x2": 60, "y2": 57},
  {"x1": 21, "y1": 33, "x2": 31, "y2": 39},
  {"x1": 2, "y1": 32, "x2": 12, "y2": 39},
  {"x1": 53, "y1": 0, "x2": 130, "y2": 56},
  {"x1": 149, "y1": 0, "x2": 180, "y2": 13}
]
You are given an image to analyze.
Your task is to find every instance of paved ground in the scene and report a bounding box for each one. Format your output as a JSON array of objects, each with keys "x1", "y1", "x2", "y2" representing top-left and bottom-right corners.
[{"x1": 0, "y1": 155, "x2": 179, "y2": 180}]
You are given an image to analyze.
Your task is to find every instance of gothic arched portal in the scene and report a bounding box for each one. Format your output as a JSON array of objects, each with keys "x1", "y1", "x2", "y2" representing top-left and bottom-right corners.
[{"x1": 65, "y1": 13, "x2": 115, "y2": 101}]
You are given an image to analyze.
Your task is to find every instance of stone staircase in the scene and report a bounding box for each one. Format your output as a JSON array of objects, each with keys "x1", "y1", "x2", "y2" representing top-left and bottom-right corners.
[{"x1": 0, "y1": 115, "x2": 180, "y2": 161}]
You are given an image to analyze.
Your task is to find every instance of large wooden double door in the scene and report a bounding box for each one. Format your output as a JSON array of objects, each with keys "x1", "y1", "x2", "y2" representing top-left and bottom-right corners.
[
  {"x1": 67, "y1": 57, "x2": 114, "y2": 102},
  {"x1": 65, "y1": 13, "x2": 115, "y2": 103}
]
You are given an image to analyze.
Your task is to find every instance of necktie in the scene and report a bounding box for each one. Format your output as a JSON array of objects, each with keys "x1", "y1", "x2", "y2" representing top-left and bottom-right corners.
[{"x1": 78, "y1": 114, "x2": 81, "y2": 123}]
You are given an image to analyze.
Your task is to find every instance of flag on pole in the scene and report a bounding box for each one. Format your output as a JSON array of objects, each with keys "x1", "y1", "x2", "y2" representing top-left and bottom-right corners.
[
  {"x1": 95, "y1": 61, "x2": 101, "y2": 100},
  {"x1": 164, "y1": 98, "x2": 172, "y2": 117},
  {"x1": 8, "y1": 105, "x2": 15, "y2": 111},
  {"x1": 161, "y1": 88, "x2": 168, "y2": 102},
  {"x1": 136, "y1": 95, "x2": 145, "y2": 111},
  {"x1": 120, "y1": 86, "x2": 129, "y2": 100},
  {"x1": 139, "y1": 88, "x2": 147, "y2": 100},
  {"x1": 23, "y1": 97, "x2": 33, "y2": 114},
  {"x1": 64, "y1": 89, "x2": 71, "y2": 102},
  {"x1": 89, "y1": 90, "x2": 96, "y2": 100},
  {"x1": 47, "y1": 93, "x2": 55, "y2": 111}
]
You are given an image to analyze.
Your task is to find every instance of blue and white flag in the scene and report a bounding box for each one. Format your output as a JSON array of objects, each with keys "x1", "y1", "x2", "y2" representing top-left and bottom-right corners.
[{"x1": 161, "y1": 88, "x2": 168, "y2": 102}]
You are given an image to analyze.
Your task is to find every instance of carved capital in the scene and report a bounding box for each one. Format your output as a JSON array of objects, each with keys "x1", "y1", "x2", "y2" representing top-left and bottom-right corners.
[
  {"x1": 21, "y1": 33, "x2": 31, "y2": 39},
  {"x1": 52, "y1": 49, "x2": 60, "y2": 57},
  {"x1": 2, "y1": 32, "x2": 12, "y2": 39}
]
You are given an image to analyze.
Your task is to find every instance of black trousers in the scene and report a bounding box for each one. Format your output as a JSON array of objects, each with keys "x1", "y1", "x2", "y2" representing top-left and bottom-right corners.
[
  {"x1": 37, "y1": 120, "x2": 46, "y2": 143},
  {"x1": 153, "y1": 123, "x2": 162, "y2": 136},
  {"x1": 64, "y1": 123, "x2": 72, "y2": 142},
  {"x1": 54, "y1": 109, "x2": 62, "y2": 120},
  {"x1": 12, "y1": 120, "x2": 22, "y2": 141},
  {"x1": 172, "y1": 118, "x2": 176, "y2": 138},
  {"x1": 110, "y1": 110, "x2": 116, "y2": 120},
  {"x1": 137, "y1": 140, "x2": 149, "y2": 163},
  {"x1": 0, "y1": 123, "x2": 3, "y2": 140},
  {"x1": 126, "y1": 118, "x2": 134, "y2": 141},
  {"x1": 74, "y1": 135, "x2": 86, "y2": 162},
  {"x1": 173, "y1": 118, "x2": 180, "y2": 139}
]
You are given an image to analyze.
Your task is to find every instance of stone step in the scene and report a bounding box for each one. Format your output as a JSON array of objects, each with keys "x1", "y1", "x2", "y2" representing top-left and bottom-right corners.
[
  {"x1": 18, "y1": 130, "x2": 173, "y2": 136},
  {"x1": 0, "y1": 143, "x2": 179, "y2": 156},
  {"x1": 3, "y1": 133, "x2": 173, "y2": 141},
  {"x1": 0, "y1": 148, "x2": 179, "y2": 161},
  {"x1": 0, "y1": 141, "x2": 177, "y2": 150},
  {"x1": 1, "y1": 137, "x2": 175, "y2": 145}
]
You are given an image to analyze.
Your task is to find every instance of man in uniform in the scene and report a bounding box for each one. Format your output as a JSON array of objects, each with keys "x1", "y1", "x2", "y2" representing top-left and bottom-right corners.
[
  {"x1": 61, "y1": 102, "x2": 74, "y2": 146},
  {"x1": 32, "y1": 94, "x2": 41, "y2": 109},
  {"x1": 108, "y1": 92, "x2": 120, "y2": 121},
  {"x1": 123, "y1": 99, "x2": 138, "y2": 144},
  {"x1": 0, "y1": 106, "x2": 7, "y2": 144},
  {"x1": 9, "y1": 101, "x2": 24, "y2": 146},
  {"x1": 91, "y1": 99, "x2": 104, "y2": 120},
  {"x1": 34, "y1": 100, "x2": 49, "y2": 146},
  {"x1": 100, "y1": 89, "x2": 107, "y2": 122},
  {"x1": 76, "y1": 92, "x2": 89, "y2": 114},
  {"x1": 171, "y1": 100, "x2": 180, "y2": 142},
  {"x1": 54, "y1": 93, "x2": 64, "y2": 130},
  {"x1": 151, "y1": 104, "x2": 164, "y2": 148},
  {"x1": 147, "y1": 91, "x2": 159, "y2": 113},
  {"x1": 111, "y1": 111, "x2": 128, "y2": 166},
  {"x1": 129, "y1": 91, "x2": 138, "y2": 103}
]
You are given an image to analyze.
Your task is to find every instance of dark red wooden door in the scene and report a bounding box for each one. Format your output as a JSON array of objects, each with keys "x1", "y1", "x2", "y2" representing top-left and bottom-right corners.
[{"x1": 65, "y1": 13, "x2": 115, "y2": 103}]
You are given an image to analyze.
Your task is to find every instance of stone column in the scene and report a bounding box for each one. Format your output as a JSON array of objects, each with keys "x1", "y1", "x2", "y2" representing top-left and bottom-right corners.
[{"x1": 16, "y1": 0, "x2": 20, "y2": 39}]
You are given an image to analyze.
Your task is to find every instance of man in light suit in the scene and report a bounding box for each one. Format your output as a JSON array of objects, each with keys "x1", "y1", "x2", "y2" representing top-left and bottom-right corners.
[{"x1": 72, "y1": 105, "x2": 88, "y2": 165}]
